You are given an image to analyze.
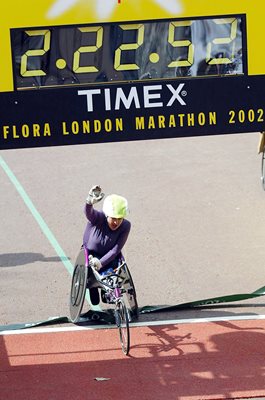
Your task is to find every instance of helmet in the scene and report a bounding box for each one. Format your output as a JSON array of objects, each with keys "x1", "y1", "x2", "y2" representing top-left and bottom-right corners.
[{"x1": 103, "y1": 194, "x2": 128, "y2": 218}]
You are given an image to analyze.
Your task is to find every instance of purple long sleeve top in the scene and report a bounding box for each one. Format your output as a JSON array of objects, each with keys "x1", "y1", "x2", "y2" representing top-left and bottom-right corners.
[{"x1": 82, "y1": 203, "x2": 131, "y2": 267}]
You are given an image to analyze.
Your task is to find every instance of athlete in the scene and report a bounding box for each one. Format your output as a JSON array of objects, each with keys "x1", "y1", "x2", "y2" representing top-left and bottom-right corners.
[{"x1": 83, "y1": 185, "x2": 131, "y2": 304}]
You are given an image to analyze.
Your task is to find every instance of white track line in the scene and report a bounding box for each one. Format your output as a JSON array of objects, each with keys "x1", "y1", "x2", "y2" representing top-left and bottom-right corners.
[{"x1": 2, "y1": 314, "x2": 265, "y2": 335}]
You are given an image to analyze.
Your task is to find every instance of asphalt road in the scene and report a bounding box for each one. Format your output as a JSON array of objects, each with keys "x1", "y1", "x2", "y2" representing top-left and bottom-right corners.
[{"x1": 1, "y1": 131, "x2": 265, "y2": 327}]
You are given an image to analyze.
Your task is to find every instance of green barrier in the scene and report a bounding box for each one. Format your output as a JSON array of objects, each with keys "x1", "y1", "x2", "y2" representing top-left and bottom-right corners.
[
  {"x1": 1, "y1": 285, "x2": 265, "y2": 332},
  {"x1": 0, "y1": 316, "x2": 70, "y2": 331},
  {"x1": 0, "y1": 311, "x2": 115, "y2": 332},
  {"x1": 140, "y1": 285, "x2": 265, "y2": 313}
]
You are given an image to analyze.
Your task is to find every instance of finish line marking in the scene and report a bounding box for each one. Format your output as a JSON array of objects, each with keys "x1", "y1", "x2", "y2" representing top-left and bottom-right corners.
[{"x1": 2, "y1": 314, "x2": 265, "y2": 336}]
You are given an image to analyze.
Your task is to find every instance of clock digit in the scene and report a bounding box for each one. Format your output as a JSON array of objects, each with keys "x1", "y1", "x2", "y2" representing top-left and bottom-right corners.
[
  {"x1": 168, "y1": 21, "x2": 194, "y2": 67},
  {"x1": 114, "y1": 24, "x2": 144, "y2": 71},
  {"x1": 20, "y1": 30, "x2": 51, "y2": 77},
  {"x1": 73, "y1": 26, "x2": 103, "y2": 73},
  {"x1": 206, "y1": 18, "x2": 238, "y2": 65}
]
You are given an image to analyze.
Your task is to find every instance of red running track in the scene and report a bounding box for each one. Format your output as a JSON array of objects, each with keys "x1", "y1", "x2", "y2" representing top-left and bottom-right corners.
[{"x1": 1, "y1": 319, "x2": 265, "y2": 400}]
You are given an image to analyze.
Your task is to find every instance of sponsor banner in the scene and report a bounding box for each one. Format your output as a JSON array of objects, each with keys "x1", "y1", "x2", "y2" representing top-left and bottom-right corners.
[{"x1": 0, "y1": 75, "x2": 264, "y2": 150}]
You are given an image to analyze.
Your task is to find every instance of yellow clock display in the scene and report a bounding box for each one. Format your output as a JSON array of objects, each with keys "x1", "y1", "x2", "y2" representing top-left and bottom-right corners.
[{"x1": 11, "y1": 15, "x2": 246, "y2": 89}]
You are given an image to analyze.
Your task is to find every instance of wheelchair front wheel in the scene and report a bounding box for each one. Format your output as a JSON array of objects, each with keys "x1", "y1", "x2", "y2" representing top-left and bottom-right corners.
[{"x1": 115, "y1": 299, "x2": 130, "y2": 355}]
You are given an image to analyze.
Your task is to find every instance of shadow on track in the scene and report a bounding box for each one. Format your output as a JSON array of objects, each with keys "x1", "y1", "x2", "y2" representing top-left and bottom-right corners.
[{"x1": 0, "y1": 252, "x2": 70, "y2": 267}]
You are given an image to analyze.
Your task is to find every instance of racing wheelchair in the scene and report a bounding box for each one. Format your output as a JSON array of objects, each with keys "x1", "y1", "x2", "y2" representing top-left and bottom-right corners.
[{"x1": 69, "y1": 246, "x2": 138, "y2": 355}]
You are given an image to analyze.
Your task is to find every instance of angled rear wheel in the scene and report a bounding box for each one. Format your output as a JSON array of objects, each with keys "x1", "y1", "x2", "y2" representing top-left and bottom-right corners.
[
  {"x1": 69, "y1": 250, "x2": 88, "y2": 323},
  {"x1": 124, "y1": 265, "x2": 139, "y2": 319}
]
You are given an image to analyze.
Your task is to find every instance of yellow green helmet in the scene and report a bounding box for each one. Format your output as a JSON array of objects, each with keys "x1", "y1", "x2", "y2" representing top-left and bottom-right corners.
[{"x1": 103, "y1": 194, "x2": 128, "y2": 218}]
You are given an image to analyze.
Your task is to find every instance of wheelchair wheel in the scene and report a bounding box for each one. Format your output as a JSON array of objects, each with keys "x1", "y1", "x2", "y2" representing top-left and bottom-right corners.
[
  {"x1": 261, "y1": 150, "x2": 265, "y2": 190},
  {"x1": 115, "y1": 299, "x2": 130, "y2": 355},
  {"x1": 69, "y1": 251, "x2": 88, "y2": 323},
  {"x1": 124, "y1": 264, "x2": 139, "y2": 318}
]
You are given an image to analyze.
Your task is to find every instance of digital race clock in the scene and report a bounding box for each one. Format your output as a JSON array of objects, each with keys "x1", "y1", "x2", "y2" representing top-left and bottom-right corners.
[
  {"x1": 0, "y1": 0, "x2": 264, "y2": 150},
  {"x1": 11, "y1": 15, "x2": 246, "y2": 90}
]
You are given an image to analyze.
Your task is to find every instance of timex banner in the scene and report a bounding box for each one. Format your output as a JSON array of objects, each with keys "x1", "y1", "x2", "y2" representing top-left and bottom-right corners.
[{"x1": 0, "y1": 75, "x2": 264, "y2": 150}]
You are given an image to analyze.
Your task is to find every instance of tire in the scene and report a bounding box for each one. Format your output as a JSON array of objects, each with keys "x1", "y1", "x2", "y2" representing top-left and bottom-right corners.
[
  {"x1": 69, "y1": 259, "x2": 88, "y2": 323},
  {"x1": 125, "y1": 265, "x2": 139, "y2": 319},
  {"x1": 115, "y1": 300, "x2": 130, "y2": 355},
  {"x1": 262, "y1": 150, "x2": 265, "y2": 190}
]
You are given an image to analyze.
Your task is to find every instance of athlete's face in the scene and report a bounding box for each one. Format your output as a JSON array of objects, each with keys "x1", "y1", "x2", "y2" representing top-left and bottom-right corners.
[{"x1": 107, "y1": 217, "x2": 123, "y2": 230}]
